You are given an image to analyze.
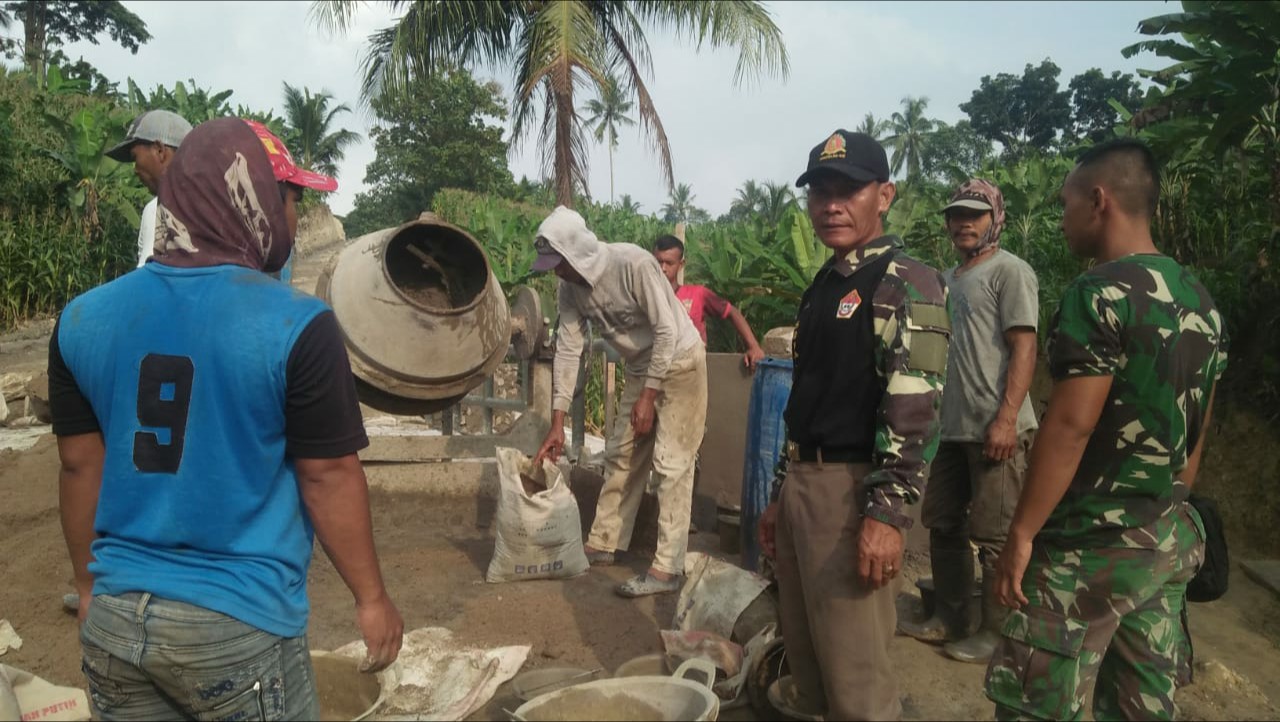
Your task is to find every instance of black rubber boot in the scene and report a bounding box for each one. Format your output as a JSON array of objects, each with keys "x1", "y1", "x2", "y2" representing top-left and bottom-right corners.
[
  {"x1": 898, "y1": 533, "x2": 974, "y2": 643},
  {"x1": 944, "y1": 565, "x2": 1010, "y2": 663}
]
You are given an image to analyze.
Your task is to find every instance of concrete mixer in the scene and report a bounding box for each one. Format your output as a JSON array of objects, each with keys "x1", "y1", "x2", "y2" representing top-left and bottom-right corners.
[{"x1": 315, "y1": 212, "x2": 547, "y2": 416}]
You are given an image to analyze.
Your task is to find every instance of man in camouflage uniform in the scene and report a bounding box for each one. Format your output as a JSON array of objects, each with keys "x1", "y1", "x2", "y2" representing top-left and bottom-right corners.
[
  {"x1": 985, "y1": 139, "x2": 1226, "y2": 721},
  {"x1": 758, "y1": 129, "x2": 950, "y2": 720}
]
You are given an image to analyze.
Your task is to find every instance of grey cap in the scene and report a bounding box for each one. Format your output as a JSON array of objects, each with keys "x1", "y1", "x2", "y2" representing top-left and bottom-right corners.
[{"x1": 106, "y1": 110, "x2": 193, "y2": 162}]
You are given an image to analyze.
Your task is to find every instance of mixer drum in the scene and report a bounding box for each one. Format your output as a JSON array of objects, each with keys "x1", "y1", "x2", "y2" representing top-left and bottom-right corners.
[{"x1": 316, "y1": 213, "x2": 511, "y2": 415}]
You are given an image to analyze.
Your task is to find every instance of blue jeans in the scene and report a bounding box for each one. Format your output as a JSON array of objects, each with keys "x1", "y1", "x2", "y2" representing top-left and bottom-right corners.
[{"x1": 79, "y1": 592, "x2": 318, "y2": 721}]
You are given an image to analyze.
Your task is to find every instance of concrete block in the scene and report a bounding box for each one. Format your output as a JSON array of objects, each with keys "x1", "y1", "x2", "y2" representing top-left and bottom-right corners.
[
  {"x1": 22, "y1": 372, "x2": 50, "y2": 423},
  {"x1": 0, "y1": 372, "x2": 33, "y2": 402},
  {"x1": 762, "y1": 326, "x2": 795, "y2": 359}
]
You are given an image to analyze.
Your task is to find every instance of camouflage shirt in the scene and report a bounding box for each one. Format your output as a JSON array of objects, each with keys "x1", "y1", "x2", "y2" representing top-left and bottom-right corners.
[
  {"x1": 789, "y1": 236, "x2": 950, "y2": 529},
  {"x1": 1042, "y1": 254, "x2": 1227, "y2": 547}
]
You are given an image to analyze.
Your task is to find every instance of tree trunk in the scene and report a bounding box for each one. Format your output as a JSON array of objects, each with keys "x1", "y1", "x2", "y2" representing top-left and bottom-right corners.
[
  {"x1": 24, "y1": 1, "x2": 47, "y2": 88},
  {"x1": 608, "y1": 140, "x2": 615, "y2": 205},
  {"x1": 554, "y1": 80, "x2": 575, "y2": 209}
]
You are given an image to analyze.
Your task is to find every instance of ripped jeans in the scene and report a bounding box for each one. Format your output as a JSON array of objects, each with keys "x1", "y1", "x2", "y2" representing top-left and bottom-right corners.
[{"x1": 80, "y1": 592, "x2": 318, "y2": 721}]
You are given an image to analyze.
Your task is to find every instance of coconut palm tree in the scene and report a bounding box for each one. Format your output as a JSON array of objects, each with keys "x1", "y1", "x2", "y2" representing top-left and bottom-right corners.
[
  {"x1": 309, "y1": 1, "x2": 789, "y2": 208},
  {"x1": 661, "y1": 183, "x2": 698, "y2": 224},
  {"x1": 855, "y1": 112, "x2": 889, "y2": 141},
  {"x1": 582, "y1": 73, "x2": 635, "y2": 204},
  {"x1": 617, "y1": 194, "x2": 642, "y2": 215},
  {"x1": 729, "y1": 179, "x2": 766, "y2": 220},
  {"x1": 281, "y1": 82, "x2": 361, "y2": 179},
  {"x1": 758, "y1": 181, "x2": 795, "y2": 227},
  {"x1": 885, "y1": 96, "x2": 936, "y2": 182}
]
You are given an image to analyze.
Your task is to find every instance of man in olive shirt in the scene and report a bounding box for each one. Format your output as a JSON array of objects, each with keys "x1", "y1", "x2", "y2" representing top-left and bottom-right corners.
[
  {"x1": 900, "y1": 179, "x2": 1040, "y2": 664},
  {"x1": 759, "y1": 130, "x2": 950, "y2": 720}
]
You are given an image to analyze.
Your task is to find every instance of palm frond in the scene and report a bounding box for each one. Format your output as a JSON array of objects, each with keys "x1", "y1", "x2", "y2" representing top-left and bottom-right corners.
[{"x1": 631, "y1": 0, "x2": 789, "y2": 87}]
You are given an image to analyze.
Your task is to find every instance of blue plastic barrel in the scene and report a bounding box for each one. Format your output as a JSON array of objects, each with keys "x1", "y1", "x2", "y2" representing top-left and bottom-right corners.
[{"x1": 739, "y1": 356, "x2": 793, "y2": 571}]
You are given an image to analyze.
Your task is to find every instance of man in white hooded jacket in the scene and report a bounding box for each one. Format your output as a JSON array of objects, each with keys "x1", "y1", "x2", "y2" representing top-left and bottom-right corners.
[{"x1": 532, "y1": 207, "x2": 708, "y2": 597}]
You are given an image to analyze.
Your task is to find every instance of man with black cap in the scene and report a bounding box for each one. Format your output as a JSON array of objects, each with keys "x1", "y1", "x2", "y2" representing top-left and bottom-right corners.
[
  {"x1": 105, "y1": 110, "x2": 193, "y2": 267},
  {"x1": 898, "y1": 179, "x2": 1039, "y2": 664},
  {"x1": 757, "y1": 129, "x2": 950, "y2": 720}
]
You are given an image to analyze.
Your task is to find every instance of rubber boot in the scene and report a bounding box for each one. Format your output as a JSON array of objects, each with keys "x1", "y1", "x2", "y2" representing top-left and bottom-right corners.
[
  {"x1": 944, "y1": 567, "x2": 1009, "y2": 663},
  {"x1": 898, "y1": 534, "x2": 973, "y2": 643}
]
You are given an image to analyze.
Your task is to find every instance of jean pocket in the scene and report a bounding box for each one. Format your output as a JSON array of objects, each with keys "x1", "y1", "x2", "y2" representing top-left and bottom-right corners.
[
  {"x1": 984, "y1": 605, "x2": 1089, "y2": 720},
  {"x1": 174, "y1": 639, "x2": 286, "y2": 721},
  {"x1": 81, "y1": 643, "x2": 131, "y2": 716}
]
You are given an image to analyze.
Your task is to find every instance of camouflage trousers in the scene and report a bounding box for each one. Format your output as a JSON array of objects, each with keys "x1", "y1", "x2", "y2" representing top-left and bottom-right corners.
[{"x1": 984, "y1": 504, "x2": 1205, "y2": 721}]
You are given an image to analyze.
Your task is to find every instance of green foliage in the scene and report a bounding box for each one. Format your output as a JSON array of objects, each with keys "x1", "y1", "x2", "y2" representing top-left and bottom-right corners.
[
  {"x1": 660, "y1": 183, "x2": 709, "y2": 224},
  {"x1": 281, "y1": 82, "x2": 360, "y2": 178},
  {"x1": 344, "y1": 67, "x2": 514, "y2": 239},
  {"x1": 886, "y1": 96, "x2": 936, "y2": 181},
  {"x1": 124, "y1": 77, "x2": 234, "y2": 124},
  {"x1": 0, "y1": 57, "x2": 358, "y2": 330},
  {"x1": 961, "y1": 59, "x2": 1074, "y2": 159},
  {"x1": 1123, "y1": 0, "x2": 1280, "y2": 413},
  {"x1": 582, "y1": 73, "x2": 636, "y2": 204},
  {"x1": 0, "y1": 208, "x2": 134, "y2": 327},
  {"x1": 1067, "y1": 68, "x2": 1143, "y2": 143},
  {"x1": 6, "y1": 0, "x2": 151, "y2": 86},
  {"x1": 920, "y1": 120, "x2": 993, "y2": 185}
]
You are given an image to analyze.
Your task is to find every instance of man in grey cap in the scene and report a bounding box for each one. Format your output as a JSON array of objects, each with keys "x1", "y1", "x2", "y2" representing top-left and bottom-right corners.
[{"x1": 106, "y1": 110, "x2": 193, "y2": 267}]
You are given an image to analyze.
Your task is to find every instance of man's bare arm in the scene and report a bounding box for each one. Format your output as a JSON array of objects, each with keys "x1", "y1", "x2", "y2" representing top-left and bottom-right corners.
[
  {"x1": 296, "y1": 454, "x2": 402, "y2": 671},
  {"x1": 58, "y1": 433, "x2": 105, "y2": 612},
  {"x1": 726, "y1": 306, "x2": 764, "y2": 368},
  {"x1": 986, "y1": 327, "x2": 1038, "y2": 460}
]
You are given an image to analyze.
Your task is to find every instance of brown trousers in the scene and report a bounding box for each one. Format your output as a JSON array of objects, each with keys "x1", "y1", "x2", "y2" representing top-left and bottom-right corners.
[
  {"x1": 922, "y1": 434, "x2": 1032, "y2": 564},
  {"x1": 776, "y1": 461, "x2": 901, "y2": 721}
]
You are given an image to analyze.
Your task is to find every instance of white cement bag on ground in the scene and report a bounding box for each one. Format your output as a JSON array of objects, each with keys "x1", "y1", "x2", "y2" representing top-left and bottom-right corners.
[
  {"x1": 333, "y1": 627, "x2": 529, "y2": 721},
  {"x1": 486, "y1": 447, "x2": 589, "y2": 583},
  {"x1": 0, "y1": 664, "x2": 91, "y2": 721},
  {"x1": 673, "y1": 552, "x2": 771, "y2": 638}
]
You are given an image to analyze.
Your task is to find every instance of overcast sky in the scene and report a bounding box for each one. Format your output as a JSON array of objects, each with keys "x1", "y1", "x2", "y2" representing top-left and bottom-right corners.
[{"x1": 28, "y1": 0, "x2": 1174, "y2": 219}]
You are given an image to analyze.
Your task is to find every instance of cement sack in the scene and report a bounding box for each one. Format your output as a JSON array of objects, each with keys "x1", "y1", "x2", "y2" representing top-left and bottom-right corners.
[
  {"x1": 486, "y1": 448, "x2": 589, "y2": 583},
  {"x1": 0, "y1": 665, "x2": 91, "y2": 721}
]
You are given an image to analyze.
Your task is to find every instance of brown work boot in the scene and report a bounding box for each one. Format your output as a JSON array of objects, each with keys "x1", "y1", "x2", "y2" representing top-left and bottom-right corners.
[
  {"x1": 898, "y1": 537, "x2": 974, "y2": 644},
  {"x1": 944, "y1": 571, "x2": 1009, "y2": 663}
]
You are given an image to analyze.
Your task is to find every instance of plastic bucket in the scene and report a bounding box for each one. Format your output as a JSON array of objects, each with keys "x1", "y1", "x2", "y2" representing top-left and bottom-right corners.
[
  {"x1": 310, "y1": 652, "x2": 384, "y2": 722},
  {"x1": 513, "y1": 658, "x2": 720, "y2": 721}
]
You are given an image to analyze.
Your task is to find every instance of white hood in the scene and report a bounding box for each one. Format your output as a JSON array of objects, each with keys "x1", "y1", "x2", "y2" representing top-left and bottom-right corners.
[{"x1": 536, "y1": 206, "x2": 607, "y2": 287}]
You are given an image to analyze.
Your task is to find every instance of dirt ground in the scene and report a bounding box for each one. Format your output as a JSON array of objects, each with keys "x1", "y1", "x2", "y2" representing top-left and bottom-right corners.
[{"x1": 2, "y1": 241, "x2": 1279, "y2": 720}]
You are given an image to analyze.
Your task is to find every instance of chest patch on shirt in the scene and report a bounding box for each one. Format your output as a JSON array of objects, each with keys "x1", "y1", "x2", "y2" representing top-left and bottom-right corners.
[
  {"x1": 836, "y1": 289, "x2": 862, "y2": 320},
  {"x1": 682, "y1": 298, "x2": 694, "y2": 312}
]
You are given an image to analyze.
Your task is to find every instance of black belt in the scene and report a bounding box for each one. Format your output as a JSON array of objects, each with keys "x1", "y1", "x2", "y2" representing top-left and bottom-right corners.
[{"x1": 793, "y1": 445, "x2": 872, "y2": 464}]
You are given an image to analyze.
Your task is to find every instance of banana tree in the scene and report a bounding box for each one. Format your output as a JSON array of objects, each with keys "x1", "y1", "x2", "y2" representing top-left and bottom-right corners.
[{"x1": 39, "y1": 100, "x2": 145, "y2": 240}]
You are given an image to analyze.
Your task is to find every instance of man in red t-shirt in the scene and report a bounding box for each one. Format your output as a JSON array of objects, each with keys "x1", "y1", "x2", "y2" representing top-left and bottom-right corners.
[{"x1": 653, "y1": 235, "x2": 765, "y2": 370}]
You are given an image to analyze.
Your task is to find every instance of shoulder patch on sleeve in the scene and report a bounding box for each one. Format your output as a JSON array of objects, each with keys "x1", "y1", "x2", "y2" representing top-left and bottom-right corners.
[{"x1": 907, "y1": 301, "x2": 950, "y2": 375}]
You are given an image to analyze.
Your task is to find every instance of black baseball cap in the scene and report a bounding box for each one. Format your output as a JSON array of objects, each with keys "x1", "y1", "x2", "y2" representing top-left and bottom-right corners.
[{"x1": 795, "y1": 129, "x2": 891, "y2": 188}]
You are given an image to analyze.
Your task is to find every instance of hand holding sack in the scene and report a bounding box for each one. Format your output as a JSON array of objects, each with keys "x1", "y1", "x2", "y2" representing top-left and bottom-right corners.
[{"x1": 486, "y1": 448, "x2": 590, "y2": 583}]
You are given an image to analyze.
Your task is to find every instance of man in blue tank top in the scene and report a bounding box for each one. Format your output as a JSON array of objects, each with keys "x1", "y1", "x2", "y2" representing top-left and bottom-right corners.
[{"x1": 50, "y1": 118, "x2": 402, "y2": 720}]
